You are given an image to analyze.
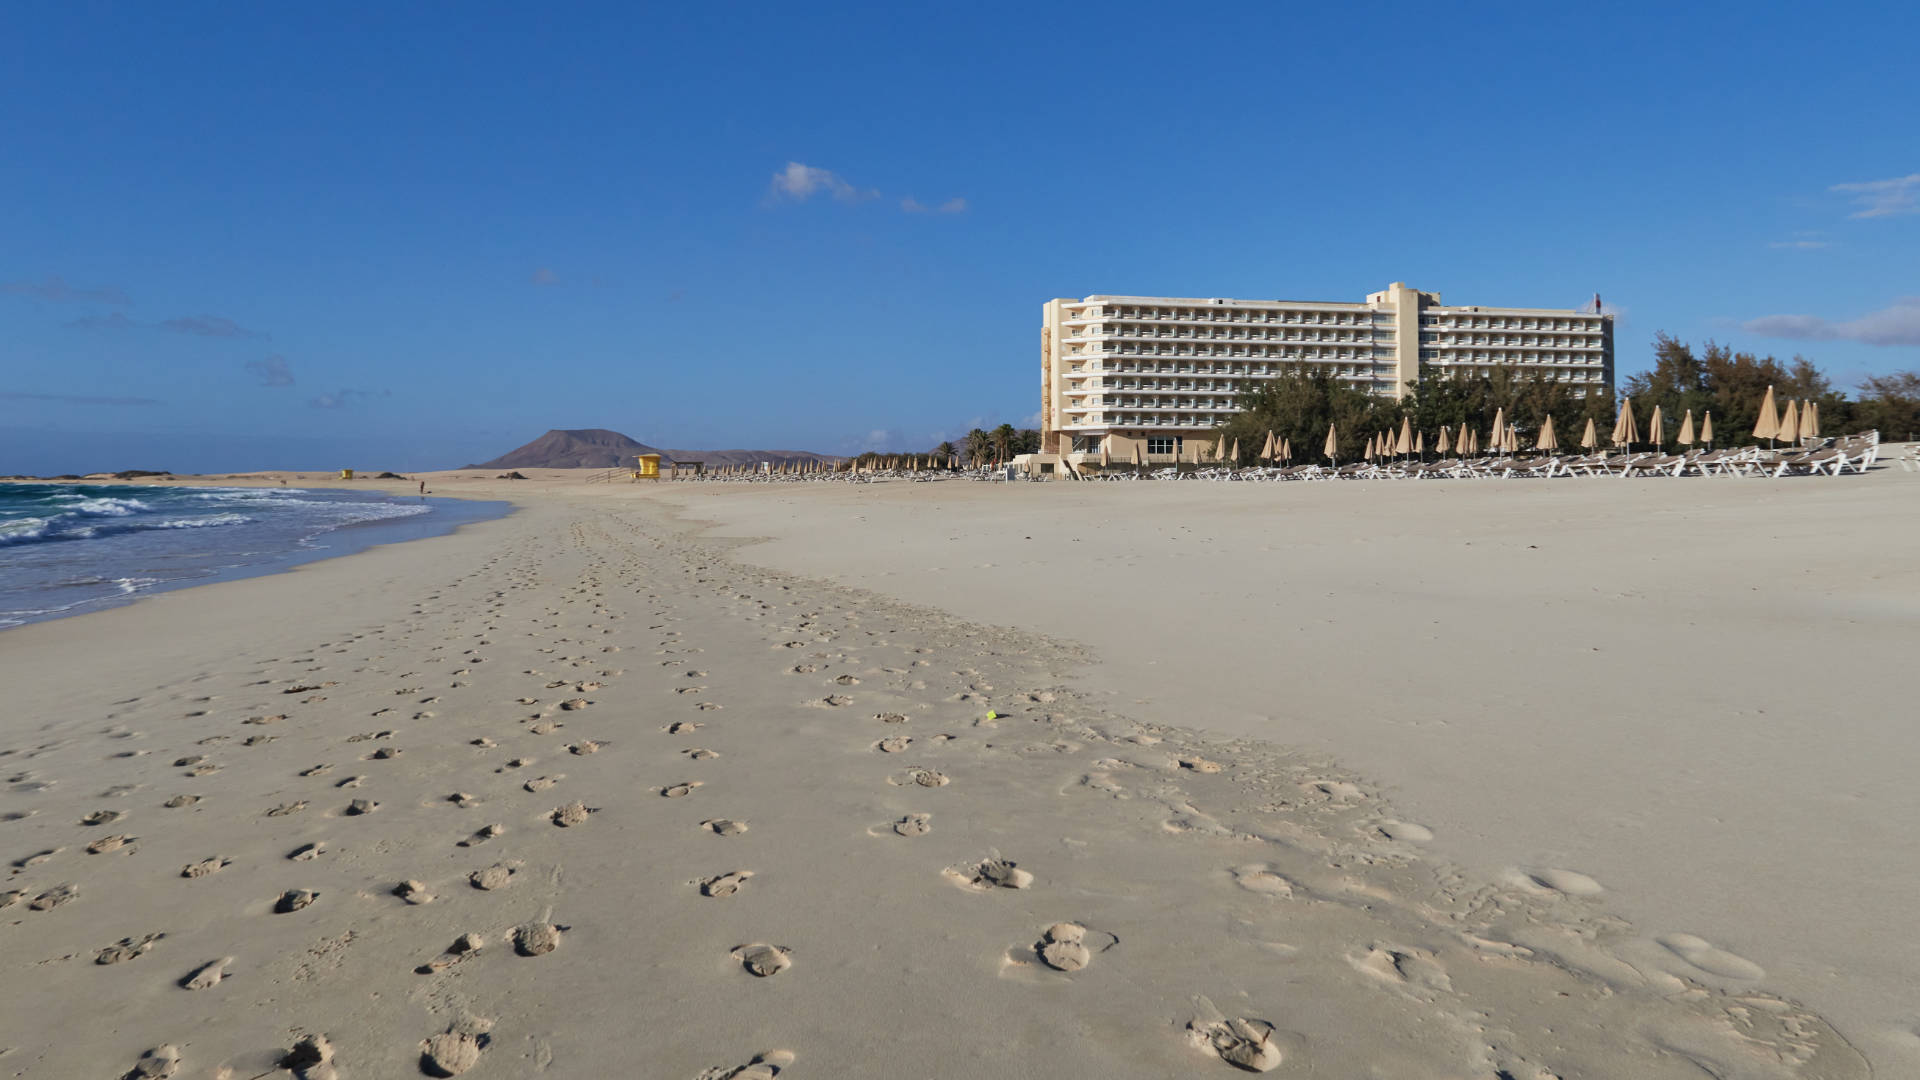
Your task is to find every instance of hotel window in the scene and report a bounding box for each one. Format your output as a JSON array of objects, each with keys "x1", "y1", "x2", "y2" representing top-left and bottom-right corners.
[{"x1": 1147, "y1": 436, "x2": 1180, "y2": 455}]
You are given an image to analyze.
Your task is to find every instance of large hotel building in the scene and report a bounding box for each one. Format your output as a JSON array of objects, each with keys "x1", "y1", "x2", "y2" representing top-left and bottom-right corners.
[{"x1": 1040, "y1": 282, "x2": 1613, "y2": 458}]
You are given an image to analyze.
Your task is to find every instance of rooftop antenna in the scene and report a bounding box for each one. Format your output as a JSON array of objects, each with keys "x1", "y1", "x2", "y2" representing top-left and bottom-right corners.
[{"x1": 1590, "y1": 292, "x2": 1603, "y2": 314}]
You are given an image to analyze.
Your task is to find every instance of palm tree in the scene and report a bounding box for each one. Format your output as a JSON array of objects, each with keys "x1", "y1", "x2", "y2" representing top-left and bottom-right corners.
[
  {"x1": 932, "y1": 441, "x2": 956, "y2": 464},
  {"x1": 990, "y1": 423, "x2": 1016, "y2": 464},
  {"x1": 964, "y1": 429, "x2": 990, "y2": 467}
]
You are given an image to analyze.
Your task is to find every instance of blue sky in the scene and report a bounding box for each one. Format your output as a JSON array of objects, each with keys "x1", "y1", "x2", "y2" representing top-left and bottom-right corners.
[{"x1": 2, "y1": 1, "x2": 1916, "y2": 473}]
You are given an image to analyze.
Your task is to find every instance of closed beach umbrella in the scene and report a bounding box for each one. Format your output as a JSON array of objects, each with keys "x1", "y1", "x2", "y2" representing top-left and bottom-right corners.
[
  {"x1": 1649, "y1": 404, "x2": 1665, "y2": 450},
  {"x1": 1777, "y1": 398, "x2": 1801, "y2": 445},
  {"x1": 1613, "y1": 398, "x2": 1639, "y2": 452},
  {"x1": 1701, "y1": 411, "x2": 1714, "y2": 449},
  {"x1": 1753, "y1": 386, "x2": 1779, "y2": 446},
  {"x1": 1324, "y1": 422, "x2": 1338, "y2": 464},
  {"x1": 1260, "y1": 431, "x2": 1275, "y2": 462},
  {"x1": 1537, "y1": 414, "x2": 1559, "y2": 452},
  {"x1": 1678, "y1": 409, "x2": 1696, "y2": 447},
  {"x1": 1213, "y1": 433, "x2": 1226, "y2": 462},
  {"x1": 1397, "y1": 416, "x2": 1413, "y2": 456},
  {"x1": 1100, "y1": 442, "x2": 1111, "y2": 469},
  {"x1": 1580, "y1": 416, "x2": 1598, "y2": 453},
  {"x1": 1805, "y1": 400, "x2": 1820, "y2": 438},
  {"x1": 1436, "y1": 426, "x2": 1451, "y2": 456},
  {"x1": 1281, "y1": 437, "x2": 1291, "y2": 463},
  {"x1": 1364, "y1": 435, "x2": 1376, "y2": 460},
  {"x1": 1489, "y1": 407, "x2": 1506, "y2": 454},
  {"x1": 1415, "y1": 431, "x2": 1425, "y2": 456}
]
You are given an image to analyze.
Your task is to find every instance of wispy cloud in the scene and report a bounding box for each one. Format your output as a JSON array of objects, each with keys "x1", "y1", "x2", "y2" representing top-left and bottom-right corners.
[
  {"x1": 1, "y1": 275, "x2": 131, "y2": 306},
  {"x1": 901, "y1": 196, "x2": 968, "y2": 214},
  {"x1": 1831, "y1": 173, "x2": 1920, "y2": 219},
  {"x1": 769, "y1": 162, "x2": 877, "y2": 204},
  {"x1": 308, "y1": 388, "x2": 388, "y2": 409},
  {"x1": 245, "y1": 355, "x2": 295, "y2": 387},
  {"x1": 530, "y1": 267, "x2": 558, "y2": 286},
  {"x1": 0, "y1": 391, "x2": 160, "y2": 406},
  {"x1": 67, "y1": 311, "x2": 267, "y2": 338},
  {"x1": 1744, "y1": 296, "x2": 1920, "y2": 346},
  {"x1": 161, "y1": 314, "x2": 267, "y2": 339},
  {"x1": 1769, "y1": 239, "x2": 1830, "y2": 249},
  {"x1": 65, "y1": 312, "x2": 140, "y2": 330}
]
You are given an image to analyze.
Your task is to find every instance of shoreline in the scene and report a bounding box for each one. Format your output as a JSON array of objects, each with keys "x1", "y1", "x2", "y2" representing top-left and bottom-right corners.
[{"x1": 0, "y1": 473, "x2": 1899, "y2": 1076}]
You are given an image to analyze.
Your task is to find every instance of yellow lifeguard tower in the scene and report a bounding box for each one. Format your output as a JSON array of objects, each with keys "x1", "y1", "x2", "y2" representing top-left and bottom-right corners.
[{"x1": 635, "y1": 453, "x2": 661, "y2": 481}]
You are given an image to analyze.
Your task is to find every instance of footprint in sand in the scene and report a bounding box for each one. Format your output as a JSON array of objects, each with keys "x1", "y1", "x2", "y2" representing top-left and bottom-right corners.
[
  {"x1": 873, "y1": 712, "x2": 908, "y2": 724},
  {"x1": 419, "y1": 933, "x2": 484, "y2": 973},
  {"x1": 279, "y1": 1033, "x2": 335, "y2": 1079},
  {"x1": 701, "y1": 818, "x2": 748, "y2": 836},
  {"x1": 874, "y1": 736, "x2": 912, "y2": 754},
  {"x1": 683, "y1": 747, "x2": 720, "y2": 761},
  {"x1": 1522, "y1": 867, "x2": 1604, "y2": 897},
  {"x1": 275, "y1": 889, "x2": 319, "y2": 913},
  {"x1": 123, "y1": 1044, "x2": 182, "y2": 1079},
  {"x1": 947, "y1": 856, "x2": 1032, "y2": 891},
  {"x1": 1373, "y1": 820, "x2": 1433, "y2": 843},
  {"x1": 470, "y1": 863, "x2": 517, "y2": 890},
  {"x1": 420, "y1": 1026, "x2": 490, "y2": 1077},
  {"x1": 665, "y1": 722, "x2": 703, "y2": 735},
  {"x1": 888, "y1": 813, "x2": 931, "y2": 837},
  {"x1": 699, "y1": 870, "x2": 753, "y2": 897},
  {"x1": 1306, "y1": 779, "x2": 1365, "y2": 802},
  {"x1": 394, "y1": 880, "x2": 436, "y2": 904},
  {"x1": 1180, "y1": 757, "x2": 1224, "y2": 774},
  {"x1": 697, "y1": 1050, "x2": 796, "y2": 1079},
  {"x1": 345, "y1": 799, "x2": 378, "y2": 815},
  {"x1": 86, "y1": 833, "x2": 136, "y2": 854},
  {"x1": 29, "y1": 883, "x2": 79, "y2": 911},
  {"x1": 888, "y1": 767, "x2": 949, "y2": 788},
  {"x1": 732, "y1": 943, "x2": 792, "y2": 977},
  {"x1": 266, "y1": 801, "x2": 309, "y2": 817},
  {"x1": 660, "y1": 782, "x2": 702, "y2": 798},
  {"x1": 514, "y1": 922, "x2": 563, "y2": 956},
  {"x1": 80, "y1": 809, "x2": 126, "y2": 826},
  {"x1": 1188, "y1": 1016, "x2": 1284, "y2": 1072},
  {"x1": 15, "y1": 848, "x2": 61, "y2": 868},
  {"x1": 180, "y1": 956, "x2": 231, "y2": 989},
  {"x1": 289, "y1": 842, "x2": 326, "y2": 861},
  {"x1": 181, "y1": 856, "x2": 231, "y2": 878},
  {"x1": 1033, "y1": 922, "x2": 1117, "y2": 972},
  {"x1": 524, "y1": 775, "x2": 564, "y2": 793},
  {"x1": 162, "y1": 794, "x2": 200, "y2": 808},
  {"x1": 1350, "y1": 943, "x2": 1452, "y2": 992},
  {"x1": 1657, "y1": 933, "x2": 1766, "y2": 980},
  {"x1": 818, "y1": 695, "x2": 852, "y2": 708},
  {"x1": 460, "y1": 824, "x2": 505, "y2": 847},
  {"x1": 96, "y1": 932, "x2": 164, "y2": 965},
  {"x1": 1231, "y1": 865, "x2": 1296, "y2": 898},
  {"x1": 568, "y1": 740, "x2": 603, "y2": 755},
  {"x1": 550, "y1": 801, "x2": 593, "y2": 826}
]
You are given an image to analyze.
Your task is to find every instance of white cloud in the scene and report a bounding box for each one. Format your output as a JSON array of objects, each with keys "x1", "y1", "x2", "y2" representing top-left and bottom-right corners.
[
  {"x1": 1830, "y1": 173, "x2": 1920, "y2": 219},
  {"x1": 902, "y1": 196, "x2": 968, "y2": 214},
  {"x1": 769, "y1": 162, "x2": 875, "y2": 204},
  {"x1": 1743, "y1": 296, "x2": 1920, "y2": 346}
]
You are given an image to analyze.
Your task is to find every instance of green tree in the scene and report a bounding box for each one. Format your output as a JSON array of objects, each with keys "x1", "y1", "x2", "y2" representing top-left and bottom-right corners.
[
  {"x1": 990, "y1": 423, "x2": 1016, "y2": 463},
  {"x1": 1854, "y1": 371, "x2": 1920, "y2": 441}
]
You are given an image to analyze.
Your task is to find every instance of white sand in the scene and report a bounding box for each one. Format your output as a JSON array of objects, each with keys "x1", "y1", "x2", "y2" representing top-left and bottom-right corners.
[{"x1": 0, "y1": 465, "x2": 1907, "y2": 1076}]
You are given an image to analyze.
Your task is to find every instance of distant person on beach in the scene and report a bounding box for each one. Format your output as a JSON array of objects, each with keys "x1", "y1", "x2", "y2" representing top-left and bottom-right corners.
[{"x1": 419, "y1": 481, "x2": 427, "y2": 496}]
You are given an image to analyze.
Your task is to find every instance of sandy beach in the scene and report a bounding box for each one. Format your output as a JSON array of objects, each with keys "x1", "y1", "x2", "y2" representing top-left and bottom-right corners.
[{"x1": 3, "y1": 466, "x2": 1913, "y2": 1078}]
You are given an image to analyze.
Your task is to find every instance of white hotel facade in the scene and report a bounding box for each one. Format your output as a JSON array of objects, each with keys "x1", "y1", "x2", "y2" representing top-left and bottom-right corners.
[{"x1": 1039, "y1": 282, "x2": 1614, "y2": 458}]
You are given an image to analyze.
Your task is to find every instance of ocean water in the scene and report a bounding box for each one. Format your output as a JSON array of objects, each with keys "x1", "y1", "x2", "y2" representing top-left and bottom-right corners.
[{"x1": 0, "y1": 483, "x2": 509, "y2": 629}]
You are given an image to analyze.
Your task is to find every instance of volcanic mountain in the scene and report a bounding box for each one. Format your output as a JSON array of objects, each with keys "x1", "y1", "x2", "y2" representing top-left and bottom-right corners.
[{"x1": 465, "y1": 429, "x2": 840, "y2": 470}]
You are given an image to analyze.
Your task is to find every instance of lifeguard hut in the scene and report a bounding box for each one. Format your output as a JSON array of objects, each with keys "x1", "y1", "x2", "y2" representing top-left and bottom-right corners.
[{"x1": 635, "y1": 453, "x2": 661, "y2": 481}]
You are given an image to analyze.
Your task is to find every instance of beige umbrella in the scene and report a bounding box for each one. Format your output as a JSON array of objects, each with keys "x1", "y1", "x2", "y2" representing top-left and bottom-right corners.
[
  {"x1": 1701, "y1": 411, "x2": 1714, "y2": 449},
  {"x1": 1537, "y1": 414, "x2": 1559, "y2": 452},
  {"x1": 1415, "y1": 431, "x2": 1425, "y2": 457},
  {"x1": 1753, "y1": 386, "x2": 1779, "y2": 446},
  {"x1": 1489, "y1": 406, "x2": 1506, "y2": 454},
  {"x1": 1777, "y1": 398, "x2": 1801, "y2": 445},
  {"x1": 1281, "y1": 437, "x2": 1291, "y2": 464},
  {"x1": 1100, "y1": 442, "x2": 1111, "y2": 470},
  {"x1": 1131, "y1": 443, "x2": 1143, "y2": 473},
  {"x1": 1324, "y1": 422, "x2": 1338, "y2": 464},
  {"x1": 1649, "y1": 404, "x2": 1665, "y2": 450},
  {"x1": 1437, "y1": 425, "x2": 1453, "y2": 456},
  {"x1": 1229, "y1": 438, "x2": 1241, "y2": 467},
  {"x1": 1213, "y1": 433, "x2": 1226, "y2": 462},
  {"x1": 1364, "y1": 434, "x2": 1376, "y2": 460},
  {"x1": 1804, "y1": 400, "x2": 1821, "y2": 439},
  {"x1": 1396, "y1": 416, "x2": 1413, "y2": 456},
  {"x1": 1613, "y1": 398, "x2": 1639, "y2": 451},
  {"x1": 1260, "y1": 431, "x2": 1275, "y2": 462},
  {"x1": 1677, "y1": 409, "x2": 1696, "y2": 447},
  {"x1": 1581, "y1": 416, "x2": 1598, "y2": 453}
]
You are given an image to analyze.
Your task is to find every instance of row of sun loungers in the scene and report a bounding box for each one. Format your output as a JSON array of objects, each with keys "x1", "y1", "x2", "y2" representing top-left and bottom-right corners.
[{"x1": 1101, "y1": 433, "x2": 1883, "y2": 482}]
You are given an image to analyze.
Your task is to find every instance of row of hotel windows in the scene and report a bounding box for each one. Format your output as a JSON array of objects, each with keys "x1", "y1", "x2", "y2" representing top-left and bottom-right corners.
[{"x1": 1067, "y1": 307, "x2": 1605, "y2": 334}]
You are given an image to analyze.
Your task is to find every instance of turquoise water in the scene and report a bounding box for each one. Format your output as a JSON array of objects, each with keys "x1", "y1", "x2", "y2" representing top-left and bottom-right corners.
[{"x1": 0, "y1": 483, "x2": 509, "y2": 628}]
